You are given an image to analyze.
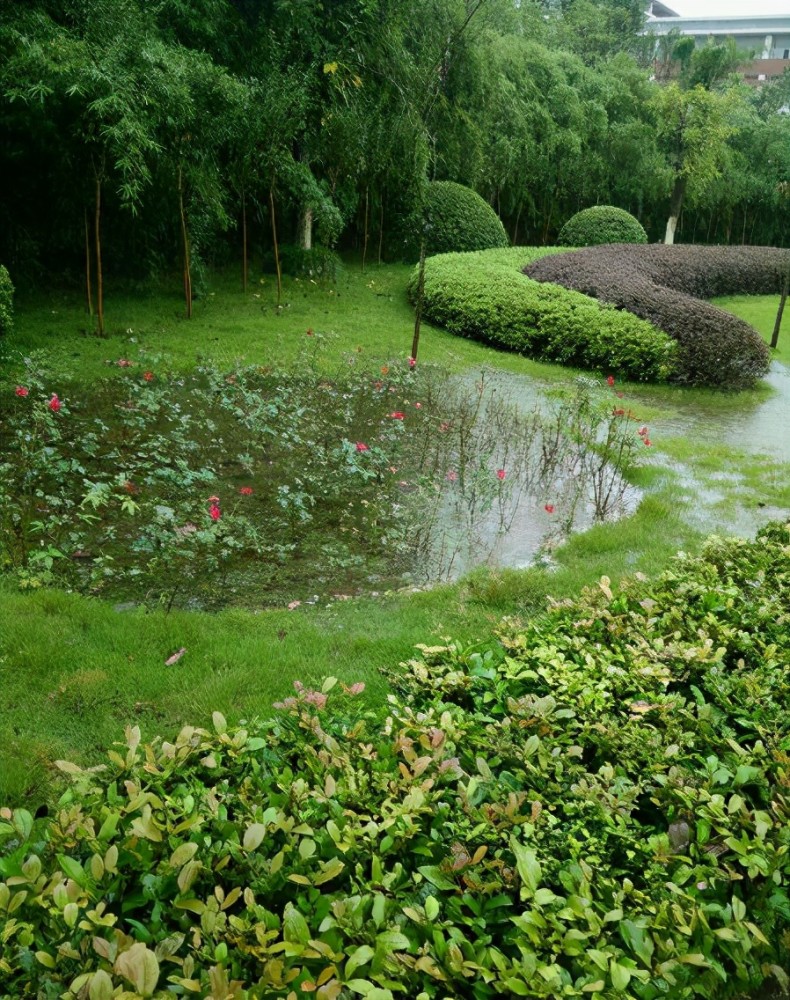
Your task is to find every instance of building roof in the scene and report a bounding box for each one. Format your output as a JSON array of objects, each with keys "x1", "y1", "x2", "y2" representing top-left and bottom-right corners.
[
  {"x1": 648, "y1": 2, "x2": 679, "y2": 17},
  {"x1": 648, "y1": 14, "x2": 790, "y2": 35}
]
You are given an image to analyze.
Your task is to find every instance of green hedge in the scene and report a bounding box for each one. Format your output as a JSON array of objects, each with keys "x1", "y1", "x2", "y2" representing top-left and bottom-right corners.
[
  {"x1": 423, "y1": 181, "x2": 509, "y2": 256},
  {"x1": 0, "y1": 266, "x2": 13, "y2": 337},
  {"x1": 410, "y1": 248, "x2": 678, "y2": 382},
  {"x1": 526, "y1": 244, "x2": 784, "y2": 388},
  {"x1": 558, "y1": 206, "x2": 648, "y2": 247},
  {"x1": 2, "y1": 522, "x2": 789, "y2": 998}
]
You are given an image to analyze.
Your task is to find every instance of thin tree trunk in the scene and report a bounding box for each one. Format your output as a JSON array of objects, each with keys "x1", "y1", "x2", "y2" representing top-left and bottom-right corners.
[
  {"x1": 664, "y1": 176, "x2": 686, "y2": 245},
  {"x1": 361, "y1": 186, "x2": 369, "y2": 273},
  {"x1": 178, "y1": 165, "x2": 192, "y2": 319},
  {"x1": 269, "y1": 186, "x2": 282, "y2": 307},
  {"x1": 94, "y1": 176, "x2": 104, "y2": 336},
  {"x1": 741, "y1": 209, "x2": 747, "y2": 245},
  {"x1": 513, "y1": 204, "x2": 522, "y2": 246},
  {"x1": 241, "y1": 186, "x2": 248, "y2": 293},
  {"x1": 411, "y1": 239, "x2": 427, "y2": 363},
  {"x1": 298, "y1": 206, "x2": 313, "y2": 251},
  {"x1": 377, "y1": 199, "x2": 384, "y2": 265},
  {"x1": 84, "y1": 208, "x2": 93, "y2": 318},
  {"x1": 771, "y1": 272, "x2": 788, "y2": 349}
]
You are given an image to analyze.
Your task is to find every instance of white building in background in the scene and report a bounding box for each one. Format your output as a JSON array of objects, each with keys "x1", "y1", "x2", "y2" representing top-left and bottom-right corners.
[{"x1": 645, "y1": 7, "x2": 790, "y2": 84}]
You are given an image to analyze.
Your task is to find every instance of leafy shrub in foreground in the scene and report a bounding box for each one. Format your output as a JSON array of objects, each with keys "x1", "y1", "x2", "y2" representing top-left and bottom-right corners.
[
  {"x1": 557, "y1": 206, "x2": 648, "y2": 247},
  {"x1": 410, "y1": 248, "x2": 678, "y2": 382},
  {"x1": 2, "y1": 522, "x2": 789, "y2": 999},
  {"x1": 526, "y1": 244, "x2": 788, "y2": 388},
  {"x1": 423, "y1": 181, "x2": 509, "y2": 256},
  {"x1": 0, "y1": 266, "x2": 13, "y2": 336}
]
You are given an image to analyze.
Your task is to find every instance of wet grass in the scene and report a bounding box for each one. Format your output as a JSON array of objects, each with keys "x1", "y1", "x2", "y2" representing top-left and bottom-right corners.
[
  {"x1": 715, "y1": 292, "x2": 790, "y2": 366},
  {"x1": 1, "y1": 261, "x2": 788, "y2": 807}
]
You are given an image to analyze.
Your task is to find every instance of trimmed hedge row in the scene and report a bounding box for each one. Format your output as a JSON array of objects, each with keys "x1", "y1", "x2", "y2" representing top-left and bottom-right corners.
[
  {"x1": 2, "y1": 522, "x2": 789, "y2": 999},
  {"x1": 410, "y1": 248, "x2": 678, "y2": 382},
  {"x1": 424, "y1": 181, "x2": 509, "y2": 256},
  {"x1": 558, "y1": 206, "x2": 648, "y2": 247},
  {"x1": 526, "y1": 244, "x2": 787, "y2": 388}
]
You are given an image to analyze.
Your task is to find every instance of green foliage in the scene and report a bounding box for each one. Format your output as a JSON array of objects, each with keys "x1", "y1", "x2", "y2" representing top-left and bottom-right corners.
[
  {"x1": 423, "y1": 182, "x2": 509, "y2": 256},
  {"x1": 2, "y1": 523, "x2": 789, "y2": 998},
  {"x1": 2, "y1": 351, "x2": 640, "y2": 608},
  {"x1": 0, "y1": 266, "x2": 13, "y2": 336},
  {"x1": 266, "y1": 245, "x2": 342, "y2": 282},
  {"x1": 527, "y1": 244, "x2": 783, "y2": 388},
  {"x1": 410, "y1": 248, "x2": 677, "y2": 382},
  {"x1": 557, "y1": 206, "x2": 648, "y2": 247}
]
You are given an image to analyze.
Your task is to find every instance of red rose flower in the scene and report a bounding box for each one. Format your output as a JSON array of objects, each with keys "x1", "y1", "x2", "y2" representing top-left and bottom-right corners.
[
  {"x1": 15, "y1": 386, "x2": 29, "y2": 397},
  {"x1": 49, "y1": 394, "x2": 61, "y2": 412},
  {"x1": 606, "y1": 375, "x2": 615, "y2": 386},
  {"x1": 355, "y1": 442, "x2": 369, "y2": 452},
  {"x1": 544, "y1": 504, "x2": 555, "y2": 514},
  {"x1": 143, "y1": 371, "x2": 154, "y2": 382},
  {"x1": 496, "y1": 469, "x2": 506, "y2": 481},
  {"x1": 408, "y1": 356, "x2": 416, "y2": 369},
  {"x1": 388, "y1": 411, "x2": 405, "y2": 420},
  {"x1": 239, "y1": 486, "x2": 253, "y2": 495},
  {"x1": 209, "y1": 504, "x2": 221, "y2": 521}
]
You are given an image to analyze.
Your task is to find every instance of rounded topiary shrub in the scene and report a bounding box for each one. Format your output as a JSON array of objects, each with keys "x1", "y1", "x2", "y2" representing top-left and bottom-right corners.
[
  {"x1": 424, "y1": 181, "x2": 509, "y2": 256},
  {"x1": 558, "y1": 206, "x2": 648, "y2": 247}
]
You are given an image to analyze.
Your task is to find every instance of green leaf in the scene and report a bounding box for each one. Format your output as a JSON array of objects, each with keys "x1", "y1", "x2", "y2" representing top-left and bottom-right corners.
[
  {"x1": 417, "y1": 865, "x2": 456, "y2": 891},
  {"x1": 610, "y1": 960, "x2": 631, "y2": 991},
  {"x1": 346, "y1": 945, "x2": 375, "y2": 978},
  {"x1": 58, "y1": 854, "x2": 90, "y2": 888},
  {"x1": 510, "y1": 837, "x2": 541, "y2": 893},
  {"x1": 424, "y1": 896, "x2": 440, "y2": 921},
  {"x1": 243, "y1": 823, "x2": 266, "y2": 852},
  {"x1": 169, "y1": 842, "x2": 198, "y2": 868},
  {"x1": 283, "y1": 901, "x2": 310, "y2": 944},
  {"x1": 375, "y1": 931, "x2": 411, "y2": 952},
  {"x1": 115, "y1": 943, "x2": 159, "y2": 997}
]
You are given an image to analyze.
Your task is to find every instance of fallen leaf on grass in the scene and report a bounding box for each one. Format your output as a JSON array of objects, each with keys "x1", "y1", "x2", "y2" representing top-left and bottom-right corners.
[{"x1": 165, "y1": 648, "x2": 186, "y2": 666}]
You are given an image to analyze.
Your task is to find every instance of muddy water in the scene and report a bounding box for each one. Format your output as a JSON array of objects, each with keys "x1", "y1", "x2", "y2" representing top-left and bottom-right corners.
[
  {"x1": 422, "y1": 370, "x2": 642, "y2": 581},
  {"x1": 429, "y1": 363, "x2": 790, "y2": 580},
  {"x1": 644, "y1": 363, "x2": 790, "y2": 463}
]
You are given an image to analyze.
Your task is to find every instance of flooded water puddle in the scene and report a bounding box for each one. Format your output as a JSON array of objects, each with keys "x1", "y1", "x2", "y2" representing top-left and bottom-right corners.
[
  {"x1": 434, "y1": 363, "x2": 790, "y2": 577},
  {"x1": 647, "y1": 363, "x2": 790, "y2": 463},
  {"x1": 413, "y1": 370, "x2": 642, "y2": 582}
]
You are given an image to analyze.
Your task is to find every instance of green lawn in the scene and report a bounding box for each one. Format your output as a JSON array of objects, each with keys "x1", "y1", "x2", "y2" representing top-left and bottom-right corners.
[{"x1": 1, "y1": 258, "x2": 788, "y2": 807}]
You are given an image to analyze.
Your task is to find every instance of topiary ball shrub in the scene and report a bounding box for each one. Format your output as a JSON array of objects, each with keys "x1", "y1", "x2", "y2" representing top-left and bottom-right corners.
[
  {"x1": 558, "y1": 206, "x2": 648, "y2": 247},
  {"x1": 0, "y1": 265, "x2": 14, "y2": 336},
  {"x1": 424, "y1": 181, "x2": 509, "y2": 256}
]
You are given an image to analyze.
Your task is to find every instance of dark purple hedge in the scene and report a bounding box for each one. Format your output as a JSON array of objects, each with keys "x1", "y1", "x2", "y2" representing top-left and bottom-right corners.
[{"x1": 525, "y1": 245, "x2": 789, "y2": 387}]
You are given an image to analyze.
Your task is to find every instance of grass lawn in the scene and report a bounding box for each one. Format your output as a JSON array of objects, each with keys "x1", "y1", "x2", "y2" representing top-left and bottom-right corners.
[{"x1": 1, "y1": 257, "x2": 788, "y2": 807}]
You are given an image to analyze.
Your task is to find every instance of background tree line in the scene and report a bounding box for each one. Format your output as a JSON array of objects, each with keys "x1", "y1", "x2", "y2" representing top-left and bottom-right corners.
[{"x1": 1, "y1": 0, "x2": 788, "y2": 314}]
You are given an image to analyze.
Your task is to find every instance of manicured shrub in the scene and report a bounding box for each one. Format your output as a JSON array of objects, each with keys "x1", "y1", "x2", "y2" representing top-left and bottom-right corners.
[
  {"x1": 410, "y1": 247, "x2": 678, "y2": 382},
  {"x1": 423, "y1": 181, "x2": 509, "y2": 256},
  {"x1": 2, "y1": 522, "x2": 789, "y2": 999},
  {"x1": 526, "y1": 244, "x2": 786, "y2": 388},
  {"x1": 0, "y1": 266, "x2": 13, "y2": 336},
  {"x1": 557, "y1": 205, "x2": 648, "y2": 247}
]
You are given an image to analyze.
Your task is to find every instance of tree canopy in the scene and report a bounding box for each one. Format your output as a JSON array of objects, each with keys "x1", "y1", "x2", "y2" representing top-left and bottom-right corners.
[{"x1": 1, "y1": 0, "x2": 788, "y2": 305}]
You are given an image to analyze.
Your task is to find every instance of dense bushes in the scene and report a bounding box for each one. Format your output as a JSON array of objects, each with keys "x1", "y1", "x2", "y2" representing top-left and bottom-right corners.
[
  {"x1": 2, "y1": 522, "x2": 789, "y2": 999},
  {"x1": 410, "y1": 248, "x2": 677, "y2": 382},
  {"x1": 526, "y1": 244, "x2": 787, "y2": 388},
  {"x1": 423, "y1": 182, "x2": 509, "y2": 256},
  {"x1": 557, "y1": 206, "x2": 648, "y2": 247},
  {"x1": 0, "y1": 266, "x2": 13, "y2": 336}
]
